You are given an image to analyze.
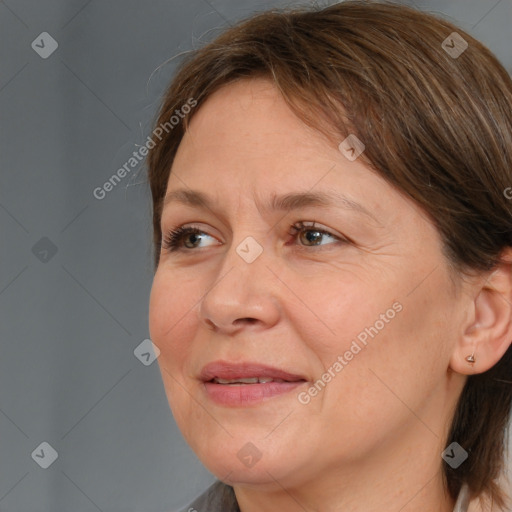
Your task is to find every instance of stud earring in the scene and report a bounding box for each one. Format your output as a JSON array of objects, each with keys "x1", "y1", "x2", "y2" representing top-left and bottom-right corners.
[{"x1": 465, "y1": 353, "x2": 476, "y2": 364}]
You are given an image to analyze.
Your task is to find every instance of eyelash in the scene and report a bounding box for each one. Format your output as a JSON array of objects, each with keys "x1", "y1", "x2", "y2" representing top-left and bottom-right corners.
[{"x1": 161, "y1": 221, "x2": 347, "y2": 252}]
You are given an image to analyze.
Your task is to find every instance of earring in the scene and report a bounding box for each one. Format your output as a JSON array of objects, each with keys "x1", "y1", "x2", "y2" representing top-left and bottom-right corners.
[{"x1": 465, "y1": 353, "x2": 476, "y2": 364}]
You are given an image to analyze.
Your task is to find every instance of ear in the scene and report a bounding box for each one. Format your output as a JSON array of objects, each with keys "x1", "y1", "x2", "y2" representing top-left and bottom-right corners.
[{"x1": 450, "y1": 248, "x2": 512, "y2": 375}]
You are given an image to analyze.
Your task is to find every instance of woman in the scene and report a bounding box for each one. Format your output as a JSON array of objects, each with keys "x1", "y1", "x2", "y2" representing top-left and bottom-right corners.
[{"x1": 146, "y1": 1, "x2": 512, "y2": 510}]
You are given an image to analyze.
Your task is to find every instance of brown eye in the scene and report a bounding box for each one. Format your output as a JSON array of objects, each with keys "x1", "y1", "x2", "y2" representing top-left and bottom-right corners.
[
  {"x1": 162, "y1": 226, "x2": 218, "y2": 251},
  {"x1": 288, "y1": 221, "x2": 346, "y2": 247}
]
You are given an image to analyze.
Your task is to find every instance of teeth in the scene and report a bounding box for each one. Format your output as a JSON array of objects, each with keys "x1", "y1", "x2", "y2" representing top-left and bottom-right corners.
[
  {"x1": 213, "y1": 377, "x2": 286, "y2": 384},
  {"x1": 215, "y1": 377, "x2": 259, "y2": 384}
]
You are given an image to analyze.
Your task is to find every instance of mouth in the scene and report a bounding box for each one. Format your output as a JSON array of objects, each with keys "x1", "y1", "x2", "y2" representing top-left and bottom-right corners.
[
  {"x1": 199, "y1": 361, "x2": 308, "y2": 406},
  {"x1": 211, "y1": 376, "x2": 294, "y2": 385},
  {"x1": 199, "y1": 360, "x2": 307, "y2": 383}
]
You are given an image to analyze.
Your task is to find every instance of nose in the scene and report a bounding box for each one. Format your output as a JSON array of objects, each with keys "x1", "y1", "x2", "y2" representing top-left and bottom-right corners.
[{"x1": 199, "y1": 238, "x2": 281, "y2": 335}]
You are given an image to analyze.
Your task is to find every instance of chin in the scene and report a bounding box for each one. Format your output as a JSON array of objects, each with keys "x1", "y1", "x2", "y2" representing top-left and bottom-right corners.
[{"x1": 191, "y1": 434, "x2": 312, "y2": 488}]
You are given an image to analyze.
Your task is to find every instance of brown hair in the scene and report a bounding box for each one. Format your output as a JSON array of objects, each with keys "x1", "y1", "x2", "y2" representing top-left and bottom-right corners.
[{"x1": 146, "y1": 1, "x2": 512, "y2": 508}]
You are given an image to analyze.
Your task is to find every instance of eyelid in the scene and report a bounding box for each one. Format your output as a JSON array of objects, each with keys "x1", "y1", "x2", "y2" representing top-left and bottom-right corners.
[
  {"x1": 162, "y1": 220, "x2": 340, "y2": 238},
  {"x1": 163, "y1": 222, "x2": 223, "y2": 240},
  {"x1": 291, "y1": 220, "x2": 340, "y2": 237}
]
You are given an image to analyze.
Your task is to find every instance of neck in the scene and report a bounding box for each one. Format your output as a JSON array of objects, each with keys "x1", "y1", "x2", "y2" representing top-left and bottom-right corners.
[{"x1": 234, "y1": 469, "x2": 455, "y2": 512}]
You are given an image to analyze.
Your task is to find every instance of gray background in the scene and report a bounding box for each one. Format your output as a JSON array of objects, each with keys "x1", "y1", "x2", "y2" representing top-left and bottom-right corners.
[{"x1": 0, "y1": 0, "x2": 511, "y2": 510}]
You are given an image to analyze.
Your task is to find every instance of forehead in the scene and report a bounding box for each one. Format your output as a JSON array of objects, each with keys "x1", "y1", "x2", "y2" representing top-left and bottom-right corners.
[{"x1": 179, "y1": 78, "x2": 337, "y2": 161}]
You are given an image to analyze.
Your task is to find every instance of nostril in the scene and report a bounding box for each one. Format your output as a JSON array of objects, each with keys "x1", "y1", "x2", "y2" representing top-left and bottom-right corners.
[
  {"x1": 235, "y1": 318, "x2": 258, "y2": 325},
  {"x1": 204, "y1": 319, "x2": 217, "y2": 331}
]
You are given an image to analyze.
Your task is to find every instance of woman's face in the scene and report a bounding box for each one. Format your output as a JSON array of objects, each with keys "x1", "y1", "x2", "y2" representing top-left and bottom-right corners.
[{"x1": 149, "y1": 78, "x2": 468, "y2": 488}]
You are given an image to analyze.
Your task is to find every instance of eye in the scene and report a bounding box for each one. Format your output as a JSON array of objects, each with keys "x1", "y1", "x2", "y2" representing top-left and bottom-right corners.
[
  {"x1": 161, "y1": 225, "x2": 219, "y2": 252},
  {"x1": 161, "y1": 220, "x2": 347, "y2": 253},
  {"x1": 287, "y1": 221, "x2": 346, "y2": 247}
]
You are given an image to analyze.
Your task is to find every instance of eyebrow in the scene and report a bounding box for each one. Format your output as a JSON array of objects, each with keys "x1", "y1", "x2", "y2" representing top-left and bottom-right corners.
[{"x1": 162, "y1": 188, "x2": 381, "y2": 225}]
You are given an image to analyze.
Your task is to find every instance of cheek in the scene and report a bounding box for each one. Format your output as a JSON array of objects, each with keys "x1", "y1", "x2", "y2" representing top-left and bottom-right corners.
[
  {"x1": 333, "y1": 283, "x2": 454, "y2": 418},
  {"x1": 148, "y1": 270, "x2": 201, "y2": 363},
  {"x1": 149, "y1": 271, "x2": 203, "y2": 427},
  {"x1": 289, "y1": 271, "x2": 398, "y2": 359},
  {"x1": 305, "y1": 269, "x2": 453, "y2": 423}
]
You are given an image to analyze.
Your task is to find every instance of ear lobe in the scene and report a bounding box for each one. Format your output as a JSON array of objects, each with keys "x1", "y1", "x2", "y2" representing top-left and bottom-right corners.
[{"x1": 449, "y1": 254, "x2": 512, "y2": 375}]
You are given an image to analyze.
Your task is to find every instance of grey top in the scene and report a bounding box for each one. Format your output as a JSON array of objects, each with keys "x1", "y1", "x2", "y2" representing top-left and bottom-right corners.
[
  {"x1": 180, "y1": 480, "x2": 239, "y2": 512},
  {"x1": 180, "y1": 480, "x2": 469, "y2": 512}
]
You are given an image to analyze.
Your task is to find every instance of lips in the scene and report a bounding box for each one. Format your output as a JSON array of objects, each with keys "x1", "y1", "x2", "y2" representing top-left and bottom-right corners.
[
  {"x1": 198, "y1": 361, "x2": 308, "y2": 406},
  {"x1": 213, "y1": 376, "x2": 286, "y2": 384},
  {"x1": 199, "y1": 361, "x2": 307, "y2": 384}
]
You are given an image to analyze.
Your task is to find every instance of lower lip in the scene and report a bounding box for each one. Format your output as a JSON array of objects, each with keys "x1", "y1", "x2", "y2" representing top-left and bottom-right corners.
[{"x1": 203, "y1": 380, "x2": 306, "y2": 406}]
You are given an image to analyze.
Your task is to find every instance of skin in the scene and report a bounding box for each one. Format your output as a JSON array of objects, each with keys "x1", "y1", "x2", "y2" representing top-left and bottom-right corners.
[{"x1": 148, "y1": 78, "x2": 512, "y2": 512}]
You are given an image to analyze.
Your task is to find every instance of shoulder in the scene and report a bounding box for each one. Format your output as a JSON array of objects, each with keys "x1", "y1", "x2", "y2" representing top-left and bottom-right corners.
[{"x1": 177, "y1": 480, "x2": 240, "y2": 512}]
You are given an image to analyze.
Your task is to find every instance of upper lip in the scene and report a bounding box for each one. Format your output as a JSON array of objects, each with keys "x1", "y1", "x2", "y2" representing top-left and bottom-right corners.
[{"x1": 199, "y1": 361, "x2": 307, "y2": 382}]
